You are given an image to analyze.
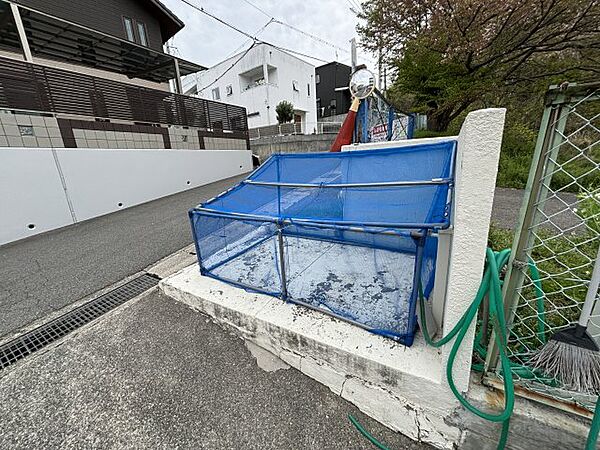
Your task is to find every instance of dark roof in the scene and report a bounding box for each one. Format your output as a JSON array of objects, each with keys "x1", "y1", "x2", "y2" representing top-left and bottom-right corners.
[
  {"x1": 0, "y1": 2, "x2": 204, "y2": 82},
  {"x1": 316, "y1": 61, "x2": 352, "y2": 71},
  {"x1": 146, "y1": 0, "x2": 185, "y2": 42}
]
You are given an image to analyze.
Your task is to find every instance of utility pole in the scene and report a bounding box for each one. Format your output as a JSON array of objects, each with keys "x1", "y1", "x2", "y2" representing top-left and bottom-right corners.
[
  {"x1": 350, "y1": 38, "x2": 357, "y2": 72},
  {"x1": 383, "y1": 67, "x2": 387, "y2": 94},
  {"x1": 378, "y1": 47, "x2": 382, "y2": 90}
]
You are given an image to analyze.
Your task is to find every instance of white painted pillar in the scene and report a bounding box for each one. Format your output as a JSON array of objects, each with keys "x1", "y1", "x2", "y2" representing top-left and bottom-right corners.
[
  {"x1": 262, "y1": 62, "x2": 269, "y2": 85},
  {"x1": 263, "y1": 61, "x2": 271, "y2": 126},
  {"x1": 441, "y1": 108, "x2": 506, "y2": 392},
  {"x1": 10, "y1": 3, "x2": 33, "y2": 62}
]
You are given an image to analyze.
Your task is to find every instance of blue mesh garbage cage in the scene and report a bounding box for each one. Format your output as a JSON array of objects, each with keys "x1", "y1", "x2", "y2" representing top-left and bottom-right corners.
[{"x1": 189, "y1": 142, "x2": 456, "y2": 346}]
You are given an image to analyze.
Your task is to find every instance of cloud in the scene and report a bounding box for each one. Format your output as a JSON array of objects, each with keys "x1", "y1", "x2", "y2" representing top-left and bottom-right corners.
[{"x1": 161, "y1": 0, "x2": 375, "y2": 69}]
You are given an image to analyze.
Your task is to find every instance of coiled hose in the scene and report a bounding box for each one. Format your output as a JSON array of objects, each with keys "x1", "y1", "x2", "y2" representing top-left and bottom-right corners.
[{"x1": 349, "y1": 248, "x2": 589, "y2": 450}]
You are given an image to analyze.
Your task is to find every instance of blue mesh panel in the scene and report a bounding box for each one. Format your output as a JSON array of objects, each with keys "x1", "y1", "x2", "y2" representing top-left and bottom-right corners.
[{"x1": 189, "y1": 141, "x2": 456, "y2": 345}]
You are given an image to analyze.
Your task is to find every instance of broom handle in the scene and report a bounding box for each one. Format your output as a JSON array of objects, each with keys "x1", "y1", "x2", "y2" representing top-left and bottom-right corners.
[{"x1": 579, "y1": 244, "x2": 600, "y2": 327}]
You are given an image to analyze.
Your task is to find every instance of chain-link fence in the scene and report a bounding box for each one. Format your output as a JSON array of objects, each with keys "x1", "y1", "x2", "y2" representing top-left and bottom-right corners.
[
  {"x1": 355, "y1": 93, "x2": 414, "y2": 143},
  {"x1": 486, "y1": 82, "x2": 600, "y2": 412}
]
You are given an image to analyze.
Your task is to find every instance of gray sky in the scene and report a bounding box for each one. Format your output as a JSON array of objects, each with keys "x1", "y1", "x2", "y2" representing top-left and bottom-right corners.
[{"x1": 161, "y1": 0, "x2": 375, "y2": 69}]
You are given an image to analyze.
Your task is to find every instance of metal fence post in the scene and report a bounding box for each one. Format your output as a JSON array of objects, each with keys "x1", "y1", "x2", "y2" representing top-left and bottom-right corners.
[
  {"x1": 277, "y1": 221, "x2": 288, "y2": 300},
  {"x1": 483, "y1": 83, "x2": 600, "y2": 411}
]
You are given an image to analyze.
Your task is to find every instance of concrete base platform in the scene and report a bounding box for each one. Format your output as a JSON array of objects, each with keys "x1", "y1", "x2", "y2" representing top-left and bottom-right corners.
[
  {"x1": 161, "y1": 265, "x2": 594, "y2": 450},
  {"x1": 161, "y1": 265, "x2": 462, "y2": 448}
]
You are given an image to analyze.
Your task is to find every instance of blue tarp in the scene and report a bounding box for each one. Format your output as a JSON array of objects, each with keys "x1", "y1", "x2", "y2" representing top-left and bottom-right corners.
[{"x1": 190, "y1": 141, "x2": 456, "y2": 346}]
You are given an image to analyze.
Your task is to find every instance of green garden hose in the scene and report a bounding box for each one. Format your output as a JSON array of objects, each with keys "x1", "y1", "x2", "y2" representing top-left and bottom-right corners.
[
  {"x1": 586, "y1": 396, "x2": 600, "y2": 450},
  {"x1": 418, "y1": 248, "x2": 514, "y2": 449},
  {"x1": 350, "y1": 248, "x2": 515, "y2": 449},
  {"x1": 348, "y1": 414, "x2": 391, "y2": 450},
  {"x1": 349, "y1": 248, "x2": 600, "y2": 450},
  {"x1": 350, "y1": 248, "x2": 542, "y2": 449}
]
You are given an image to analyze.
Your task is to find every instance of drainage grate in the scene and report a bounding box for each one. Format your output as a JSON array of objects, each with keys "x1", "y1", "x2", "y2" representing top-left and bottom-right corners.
[{"x1": 0, "y1": 273, "x2": 159, "y2": 370}]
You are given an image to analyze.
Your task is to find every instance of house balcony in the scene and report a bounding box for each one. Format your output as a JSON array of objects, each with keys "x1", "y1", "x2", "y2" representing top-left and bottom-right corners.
[
  {"x1": 0, "y1": 0, "x2": 204, "y2": 84},
  {"x1": 0, "y1": 55, "x2": 249, "y2": 150}
]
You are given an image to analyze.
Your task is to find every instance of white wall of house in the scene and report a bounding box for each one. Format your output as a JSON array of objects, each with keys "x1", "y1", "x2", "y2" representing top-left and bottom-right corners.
[{"x1": 184, "y1": 43, "x2": 317, "y2": 132}]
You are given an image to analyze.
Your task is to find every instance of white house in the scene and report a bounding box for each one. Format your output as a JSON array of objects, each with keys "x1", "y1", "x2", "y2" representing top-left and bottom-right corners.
[{"x1": 183, "y1": 43, "x2": 317, "y2": 132}]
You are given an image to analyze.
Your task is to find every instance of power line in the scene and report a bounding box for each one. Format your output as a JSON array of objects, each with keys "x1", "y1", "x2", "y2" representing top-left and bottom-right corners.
[
  {"x1": 176, "y1": 0, "x2": 332, "y2": 64},
  {"x1": 198, "y1": 42, "x2": 258, "y2": 93},
  {"x1": 178, "y1": 0, "x2": 256, "y2": 40},
  {"x1": 222, "y1": 18, "x2": 274, "y2": 60},
  {"x1": 269, "y1": 43, "x2": 330, "y2": 64},
  {"x1": 272, "y1": 19, "x2": 348, "y2": 54},
  {"x1": 224, "y1": 0, "x2": 374, "y2": 66},
  {"x1": 234, "y1": 0, "x2": 349, "y2": 55},
  {"x1": 238, "y1": 0, "x2": 272, "y2": 19},
  {"x1": 344, "y1": 0, "x2": 360, "y2": 15},
  {"x1": 187, "y1": 19, "x2": 272, "y2": 93}
]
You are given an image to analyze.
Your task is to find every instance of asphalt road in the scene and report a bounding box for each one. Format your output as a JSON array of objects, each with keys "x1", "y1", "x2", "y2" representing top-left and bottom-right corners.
[
  {"x1": 1, "y1": 182, "x2": 579, "y2": 341},
  {"x1": 491, "y1": 187, "x2": 581, "y2": 231},
  {"x1": 0, "y1": 180, "x2": 581, "y2": 449},
  {"x1": 0, "y1": 289, "x2": 429, "y2": 450},
  {"x1": 0, "y1": 174, "x2": 246, "y2": 339}
]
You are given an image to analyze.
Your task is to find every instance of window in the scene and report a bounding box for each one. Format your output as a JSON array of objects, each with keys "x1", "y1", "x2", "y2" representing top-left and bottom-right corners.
[
  {"x1": 211, "y1": 87, "x2": 220, "y2": 101},
  {"x1": 307, "y1": 83, "x2": 310, "y2": 96},
  {"x1": 315, "y1": 74, "x2": 320, "y2": 84},
  {"x1": 137, "y1": 22, "x2": 148, "y2": 46},
  {"x1": 123, "y1": 17, "x2": 149, "y2": 46},
  {"x1": 225, "y1": 85, "x2": 233, "y2": 96},
  {"x1": 123, "y1": 17, "x2": 135, "y2": 42},
  {"x1": 292, "y1": 80, "x2": 299, "y2": 91}
]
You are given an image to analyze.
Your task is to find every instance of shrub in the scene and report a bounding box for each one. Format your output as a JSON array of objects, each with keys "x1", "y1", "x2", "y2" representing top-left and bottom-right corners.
[{"x1": 276, "y1": 101, "x2": 294, "y2": 124}]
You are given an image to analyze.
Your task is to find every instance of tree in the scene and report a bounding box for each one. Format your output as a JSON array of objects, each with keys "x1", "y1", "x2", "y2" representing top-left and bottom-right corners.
[
  {"x1": 276, "y1": 101, "x2": 294, "y2": 124},
  {"x1": 358, "y1": 0, "x2": 600, "y2": 131}
]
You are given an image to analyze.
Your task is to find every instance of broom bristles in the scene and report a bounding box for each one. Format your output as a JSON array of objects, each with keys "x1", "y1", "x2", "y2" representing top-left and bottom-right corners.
[{"x1": 529, "y1": 340, "x2": 600, "y2": 394}]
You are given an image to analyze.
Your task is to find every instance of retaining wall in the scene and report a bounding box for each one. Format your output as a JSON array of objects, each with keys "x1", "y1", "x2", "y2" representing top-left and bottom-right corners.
[
  {"x1": 0, "y1": 148, "x2": 252, "y2": 245},
  {"x1": 249, "y1": 133, "x2": 335, "y2": 160}
]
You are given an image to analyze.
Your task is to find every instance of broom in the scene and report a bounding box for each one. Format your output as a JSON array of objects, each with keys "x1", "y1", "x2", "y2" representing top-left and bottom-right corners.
[{"x1": 530, "y1": 245, "x2": 600, "y2": 393}]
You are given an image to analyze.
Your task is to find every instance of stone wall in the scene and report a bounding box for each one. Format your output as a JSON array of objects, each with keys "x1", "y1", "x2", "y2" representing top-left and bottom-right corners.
[{"x1": 249, "y1": 133, "x2": 336, "y2": 160}]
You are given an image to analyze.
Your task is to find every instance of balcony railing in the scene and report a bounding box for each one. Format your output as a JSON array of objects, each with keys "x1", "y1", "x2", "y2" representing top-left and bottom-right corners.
[
  {"x1": 249, "y1": 121, "x2": 342, "y2": 139},
  {"x1": 0, "y1": 56, "x2": 248, "y2": 134}
]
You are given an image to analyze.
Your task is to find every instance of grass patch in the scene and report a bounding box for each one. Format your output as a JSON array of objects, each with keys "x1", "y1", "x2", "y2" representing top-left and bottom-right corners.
[
  {"x1": 496, "y1": 152, "x2": 532, "y2": 189},
  {"x1": 412, "y1": 129, "x2": 455, "y2": 139}
]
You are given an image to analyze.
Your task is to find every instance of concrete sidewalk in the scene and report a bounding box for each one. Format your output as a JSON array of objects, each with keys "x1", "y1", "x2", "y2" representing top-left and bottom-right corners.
[{"x1": 0, "y1": 288, "x2": 429, "y2": 450}]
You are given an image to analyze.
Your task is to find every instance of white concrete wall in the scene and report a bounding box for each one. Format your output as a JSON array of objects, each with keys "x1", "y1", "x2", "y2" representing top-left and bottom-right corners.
[
  {"x1": 0, "y1": 148, "x2": 252, "y2": 245},
  {"x1": 185, "y1": 43, "x2": 317, "y2": 131},
  {"x1": 342, "y1": 109, "x2": 506, "y2": 392},
  {"x1": 0, "y1": 149, "x2": 74, "y2": 243}
]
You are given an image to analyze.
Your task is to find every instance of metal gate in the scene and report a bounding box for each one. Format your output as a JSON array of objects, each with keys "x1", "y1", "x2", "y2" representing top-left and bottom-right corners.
[{"x1": 485, "y1": 82, "x2": 600, "y2": 413}]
